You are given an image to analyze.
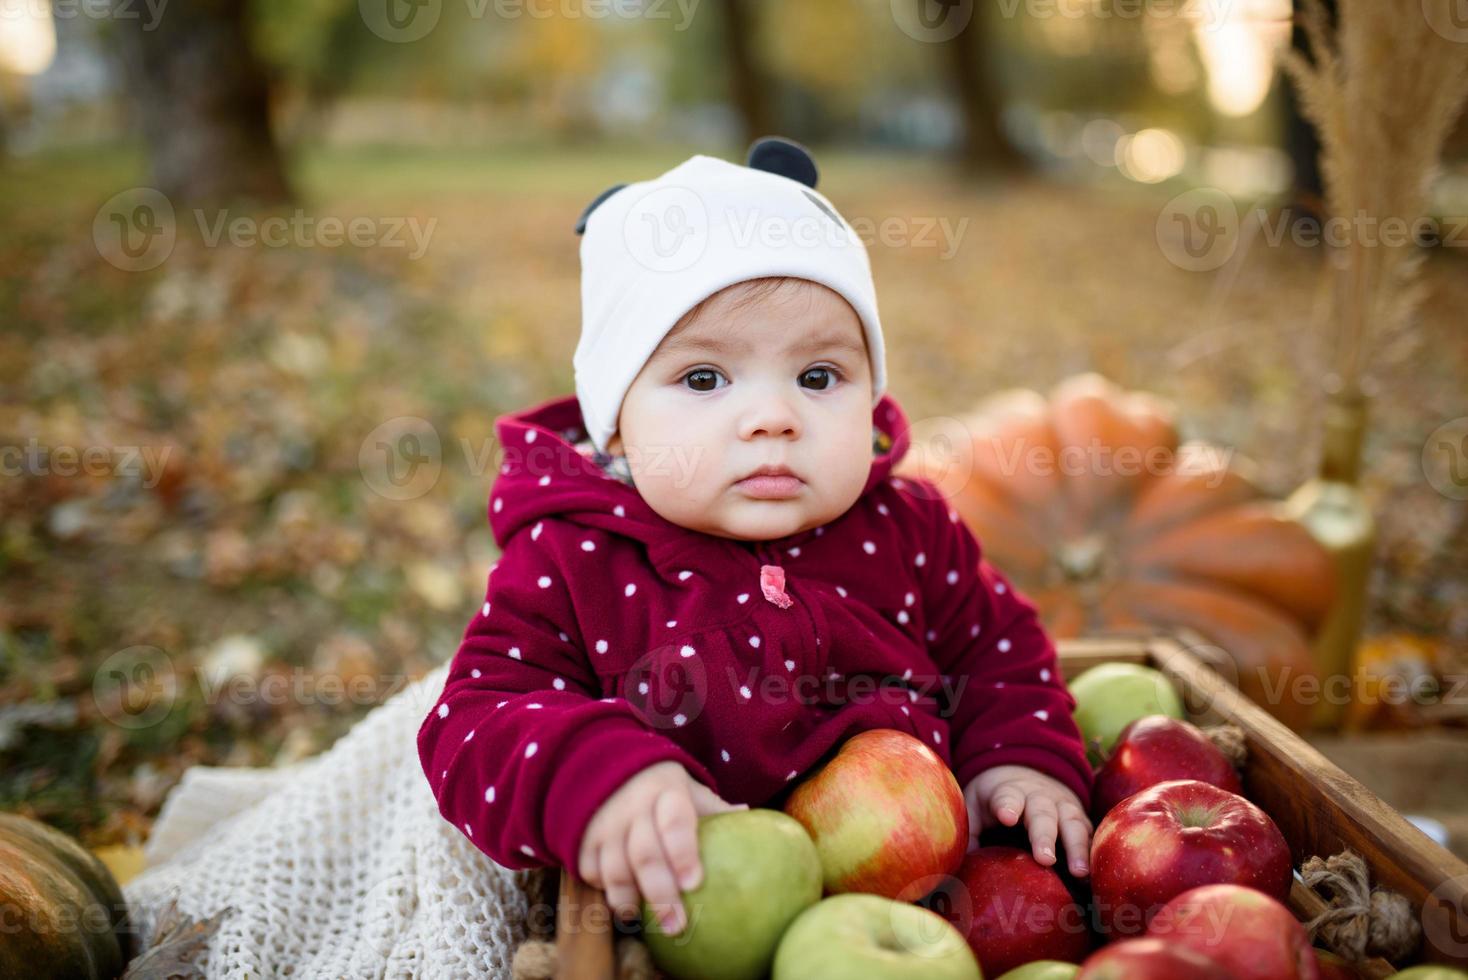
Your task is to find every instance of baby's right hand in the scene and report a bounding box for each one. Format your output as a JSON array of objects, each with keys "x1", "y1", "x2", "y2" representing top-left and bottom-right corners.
[{"x1": 576, "y1": 760, "x2": 746, "y2": 934}]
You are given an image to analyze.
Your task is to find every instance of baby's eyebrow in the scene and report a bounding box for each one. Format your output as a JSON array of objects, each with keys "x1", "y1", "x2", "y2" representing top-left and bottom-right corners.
[
  {"x1": 656, "y1": 331, "x2": 864, "y2": 360},
  {"x1": 791, "y1": 332, "x2": 867, "y2": 357}
]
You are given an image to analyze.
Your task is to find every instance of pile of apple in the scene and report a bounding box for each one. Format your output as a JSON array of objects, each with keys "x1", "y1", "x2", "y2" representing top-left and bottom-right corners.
[
  {"x1": 635, "y1": 663, "x2": 1467, "y2": 980},
  {"x1": 640, "y1": 728, "x2": 980, "y2": 980}
]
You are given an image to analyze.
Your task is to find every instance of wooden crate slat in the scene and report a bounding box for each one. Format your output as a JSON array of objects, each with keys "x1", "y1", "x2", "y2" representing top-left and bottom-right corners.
[
  {"x1": 556, "y1": 869, "x2": 616, "y2": 980},
  {"x1": 1144, "y1": 631, "x2": 1468, "y2": 969},
  {"x1": 1054, "y1": 633, "x2": 1153, "y2": 679}
]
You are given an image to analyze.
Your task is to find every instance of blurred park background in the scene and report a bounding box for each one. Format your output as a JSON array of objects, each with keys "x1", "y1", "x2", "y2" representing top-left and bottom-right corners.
[{"x1": 1, "y1": 0, "x2": 1466, "y2": 859}]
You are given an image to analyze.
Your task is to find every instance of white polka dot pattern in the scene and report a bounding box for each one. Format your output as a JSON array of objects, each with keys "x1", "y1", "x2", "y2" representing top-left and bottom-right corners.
[{"x1": 416, "y1": 403, "x2": 1091, "y2": 892}]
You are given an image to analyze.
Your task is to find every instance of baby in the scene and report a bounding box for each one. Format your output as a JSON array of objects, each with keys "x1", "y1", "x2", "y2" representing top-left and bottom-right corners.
[{"x1": 418, "y1": 139, "x2": 1093, "y2": 938}]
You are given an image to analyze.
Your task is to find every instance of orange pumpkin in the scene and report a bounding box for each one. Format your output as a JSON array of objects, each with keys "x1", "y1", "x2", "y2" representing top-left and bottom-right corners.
[
  {"x1": 897, "y1": 373, "x2": 1337, "y2": 731},
  {"x1": 1340, "y1": 632, "x2": 1449, "y2": 731}
]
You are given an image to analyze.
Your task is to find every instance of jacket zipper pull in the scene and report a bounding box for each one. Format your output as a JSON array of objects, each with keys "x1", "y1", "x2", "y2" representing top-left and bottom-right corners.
[{"x1": 759, "y1": 564, "x2": 794, "y2": 609}]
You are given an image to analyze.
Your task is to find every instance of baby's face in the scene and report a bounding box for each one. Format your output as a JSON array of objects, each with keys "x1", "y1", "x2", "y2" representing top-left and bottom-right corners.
[{"x1": 607, "y1": 278, "x2": 876, "y2": 543}]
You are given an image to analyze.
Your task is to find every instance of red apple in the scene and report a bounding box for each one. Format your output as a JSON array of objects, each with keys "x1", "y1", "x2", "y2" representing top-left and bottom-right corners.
[
  {"x1": 1075, "y1": 937, "x2": 1232, "y2": 979},
  {"x1": 1147, "y1": 883, "x2": 1320, "y2": 980},
  {"x1": 1091, "y1": 715, "x2": 1243, "y2": 817},
  {"x1": 784, "y1": 728, "x2": 967, "y2": 898},
  {"x1": 921, "y1": 846, "x2": 1091, "y2": 975},
  {"x1": 1089, "y1": 778, "x2": 1292, "y2": 936}
]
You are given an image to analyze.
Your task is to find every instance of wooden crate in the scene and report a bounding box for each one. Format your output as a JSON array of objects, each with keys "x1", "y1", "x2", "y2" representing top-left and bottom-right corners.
[{"x1": 551, "y1": 631, "x2": 1468, "y2": 979}]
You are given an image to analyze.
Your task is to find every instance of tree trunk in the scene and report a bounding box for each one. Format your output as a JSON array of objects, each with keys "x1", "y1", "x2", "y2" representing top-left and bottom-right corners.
[
  {"x1": 109, "y1": 0, "x2": 291, "y2": 204},
  {"x1": 942, "y1": 4, "x2": 1024, "y2": 176},
  {"x1": 720, "y1": 0, "x2": 774, "y2": 149}
]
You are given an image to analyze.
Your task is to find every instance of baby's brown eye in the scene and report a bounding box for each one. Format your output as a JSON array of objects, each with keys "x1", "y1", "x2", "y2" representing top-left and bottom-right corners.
[
  {"x1": 800, "y1": 367, "x2": 837, "y2": 390},
  {"x1": 685, "y1": 369, "x2": 722, "y2": 392}
]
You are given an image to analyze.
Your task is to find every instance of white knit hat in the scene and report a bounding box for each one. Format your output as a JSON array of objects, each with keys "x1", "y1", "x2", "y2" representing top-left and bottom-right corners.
[{"x1": 572, "y1": 139, "x2": 887, "y2": 455}]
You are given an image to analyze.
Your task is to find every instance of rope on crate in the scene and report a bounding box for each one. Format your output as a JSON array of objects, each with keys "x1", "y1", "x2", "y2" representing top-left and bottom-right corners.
[
  {"x1": 512, "y1": 941, "x2": 557, "y2": 979},
  {"x1": 1301, "y1": 849, "x2": 1421, "y2": 964},
  {"x1": 1202, "y1": 723, "x2": 1248, "y2": 769}
]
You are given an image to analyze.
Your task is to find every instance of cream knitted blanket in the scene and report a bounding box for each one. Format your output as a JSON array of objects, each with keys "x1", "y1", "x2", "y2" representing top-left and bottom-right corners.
[{"x1": 122, "y1": 661, "x2": 533, "y2": 978}]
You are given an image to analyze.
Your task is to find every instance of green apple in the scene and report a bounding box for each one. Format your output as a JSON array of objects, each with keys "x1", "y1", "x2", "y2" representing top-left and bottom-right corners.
[
  {"x1": 641, "y1": 808, "x2": 822, "y2": 980},
  {"x1": 1069, "y1": 663, "x2": 1184, "y2": 760},
  {"x1": 1391, "y1": 968, "x2": 1468, "y2": 979},
  {"x1": 995, "y1": 962, "x2": 1080, "y2": 980},
  {"x1": 771, "y1": 893, "x2": 982, "y2": 980}
]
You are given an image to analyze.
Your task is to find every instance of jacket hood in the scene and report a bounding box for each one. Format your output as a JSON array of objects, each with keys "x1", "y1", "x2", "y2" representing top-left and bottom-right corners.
[{"x1": 487, "y1": 392, "x2": 913, "y2": 559}]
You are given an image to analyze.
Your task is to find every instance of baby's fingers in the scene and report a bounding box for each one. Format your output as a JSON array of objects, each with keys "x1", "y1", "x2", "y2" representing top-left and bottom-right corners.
[
  {"x1": 654, "y1": 788, "x2": 704, "y2": 893},
  {"x1": 628, "y1": 817, "x2": 686, "y2": 934},
  {"x1": 599, "y1": 841, "x2": 640, "y2": 924},
  {"x1": 1059, "y1": 803, "x2": 1092, "y2": 877},
  {"x1": 1023, "y1": 793, "x2": 1060, "y2": 866},
  {"x1": 990, "y1": 783, "x2": 1028, "y2": 826}
]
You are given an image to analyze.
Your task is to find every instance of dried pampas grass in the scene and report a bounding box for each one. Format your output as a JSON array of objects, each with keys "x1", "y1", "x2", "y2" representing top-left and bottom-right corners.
[{"x1": 1280, "y1": 0, "x2": 1468, "y2": 393}]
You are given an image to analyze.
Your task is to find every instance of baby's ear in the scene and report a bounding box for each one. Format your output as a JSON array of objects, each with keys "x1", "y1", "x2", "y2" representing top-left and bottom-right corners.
[
  {"x1": 574, "y1": 184, "x2": 627, "y2": 235},
  {"x1": 746, "y1": 136, "x2": 818, "y2": 189}
]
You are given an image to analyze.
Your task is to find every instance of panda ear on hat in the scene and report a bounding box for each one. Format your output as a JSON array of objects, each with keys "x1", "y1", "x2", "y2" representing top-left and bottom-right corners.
[
  {"x1": 573, "y1": 183, "x2": 627, "y2": 235},
  {"x1": 573, "y1": 136, "x2": 821, "y2": 235},
  {"x1": 745, "y1": 136, "x2": 818, "y2": 189}
]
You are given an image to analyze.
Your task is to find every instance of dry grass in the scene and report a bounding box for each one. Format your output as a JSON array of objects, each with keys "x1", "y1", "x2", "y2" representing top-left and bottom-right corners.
[{"x1": 1281, "y1": 0, "x2": 1468, "y2": 393}]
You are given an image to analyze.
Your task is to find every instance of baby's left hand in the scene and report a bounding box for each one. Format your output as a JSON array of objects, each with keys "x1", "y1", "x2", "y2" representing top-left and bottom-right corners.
[{"x1": 964, "y1": 764, "x2": 1092, "y2": 877}]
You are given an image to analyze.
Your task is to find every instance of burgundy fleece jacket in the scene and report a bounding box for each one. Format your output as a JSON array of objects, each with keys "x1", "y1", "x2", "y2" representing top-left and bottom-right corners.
[{"x1": 417, "y1": 392, "x2": 1092, "y2": 872}]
